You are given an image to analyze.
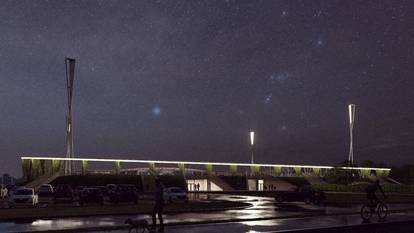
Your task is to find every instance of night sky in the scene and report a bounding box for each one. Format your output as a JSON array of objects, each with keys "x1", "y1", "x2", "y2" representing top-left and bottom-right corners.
[{"x1": 1, "y1": 0, "x2": 414, "y2": 176}]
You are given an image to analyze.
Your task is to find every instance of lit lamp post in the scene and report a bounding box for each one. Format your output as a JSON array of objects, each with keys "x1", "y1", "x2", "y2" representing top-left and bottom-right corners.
[
  {"x1": 348, "y1": 104, "x2": 356, "y2": 166},
  {"x1": 250, "y1": 131, "x2": 255, "y2": 164}
]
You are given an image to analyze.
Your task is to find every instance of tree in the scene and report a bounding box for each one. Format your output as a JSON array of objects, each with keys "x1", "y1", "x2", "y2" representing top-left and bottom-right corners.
[
  {"x1": 82, "y1": 161, "x2": 88, "y2": 175},
  {"x1": 114, "y1": 161, "x2": 121, "y2": 175},
  {"x1": 178, "y1": 163, "x2": 185, "y2": 175},
  {"x1": 274, "y1": 166, "x2": 282, "y2": 176},
  {"x1": 324, "y1": 167, "x2": 349, "y2": 185},
  {"x1": 148, "y1": 162, "x2": 156, "y2": 176},
  {"x1": 204, "y1": 164, "x2": 213, "y2": 175},
  {"x1": 229, "y1": 165, "x2": 237, "y2": 175}
]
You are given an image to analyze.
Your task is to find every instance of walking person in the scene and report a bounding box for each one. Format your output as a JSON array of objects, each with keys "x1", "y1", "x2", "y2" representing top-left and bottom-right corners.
[{"x1": 152, "y1": 178, "x2": 165, "y2": 232}]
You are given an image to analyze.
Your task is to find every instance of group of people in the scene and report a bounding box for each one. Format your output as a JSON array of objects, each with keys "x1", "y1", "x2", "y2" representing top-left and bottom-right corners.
[{"x1": 263, "y1": 184, "x2": 277, "y2": 191}]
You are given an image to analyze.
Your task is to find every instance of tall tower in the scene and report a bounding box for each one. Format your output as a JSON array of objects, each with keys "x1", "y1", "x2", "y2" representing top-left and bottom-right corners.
[
  {"x1": 64, "y1": 58, "x2": 76, "y2": 175},
  {"x1": 250, "y1": 131, "x2": 255, "y2": 164},
  {"x1": 348, "y1": 104, "x2": 356, "y2": 166}
]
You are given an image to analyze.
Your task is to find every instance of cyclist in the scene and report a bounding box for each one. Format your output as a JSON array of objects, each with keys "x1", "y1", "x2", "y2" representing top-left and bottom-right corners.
[{"x1": 366, "y1": 180, "x2": 386, "y2": 211}]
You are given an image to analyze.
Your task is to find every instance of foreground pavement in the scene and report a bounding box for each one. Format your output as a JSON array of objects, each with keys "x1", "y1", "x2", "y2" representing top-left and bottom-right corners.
[
  {"x1": 3, "y1": 195, "x2": 414, "y2": 232},
  {"x1": 0, "y1": 196, "x2": 320, "y2": 232},
  {"x1": 107, "y1": 210, "x2": 414, "y2": 233}
]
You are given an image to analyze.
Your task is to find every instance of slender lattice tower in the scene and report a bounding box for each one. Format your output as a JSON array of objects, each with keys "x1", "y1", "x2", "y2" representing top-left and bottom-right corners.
[
  {"x1": 64, "y1": 58, "x2": 76, "y2": 175},
  {"x1": 348, "y1": 104, "x2": 356, "y2": 166}
]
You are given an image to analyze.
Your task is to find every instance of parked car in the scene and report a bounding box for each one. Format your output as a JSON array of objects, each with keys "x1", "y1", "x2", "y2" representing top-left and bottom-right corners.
[
  {"x1": 164, "y1": 187, "x2": 188, "y2": 203},
  {"x1": 91, "y1": 186, "x2": 107, "y2": 196},
  {"x1": 105, "y1": 184, "x2": 117, "y2": 195},
  {"x1": 37, "y1": 184, "x2": 54, "y2": 196},
  {"x1": 74, "y1": 186, "x2": 86, "y2": 197},
  {"x1": 53, "y1": 184, "x2": 74, "y2": 203},
  {"x1": 109, "y1": 184, "x2": 138, "y2": 204},
  {"x1": 274, "y1": 187, "x2": 326, "y2": 205},
  {"x1": 79, "y1": 187, "x2": 104, "y2": 206},
  {"x1": 8, "y1": 187, "x2": 38, "y2": 208}
]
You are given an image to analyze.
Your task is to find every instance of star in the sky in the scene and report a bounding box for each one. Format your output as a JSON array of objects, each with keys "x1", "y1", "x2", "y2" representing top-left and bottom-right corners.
[
  {"x1": 314, "y1": 10, "x2": 323, "y2": 17},
  {"x1": 269, "y1": 72, "x2": 290, "y2": 83},
  {"x1": 316, "y1": 39, "x2": 324, "y2": 46},
  {"x1": 265, "y1": 93, "x2": 272, "y2": 104},
  {"x1": 152, "y1": 106, "x2": 161, "y2": 116}
]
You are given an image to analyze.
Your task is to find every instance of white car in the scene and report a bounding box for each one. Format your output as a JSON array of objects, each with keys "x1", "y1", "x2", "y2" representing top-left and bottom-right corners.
[
  {"x1": 8, "y1": 187, "x2": 38, "y2": 208},
  {"x1": 164, "y1": 187, "x2": 188, "y2": 203}
]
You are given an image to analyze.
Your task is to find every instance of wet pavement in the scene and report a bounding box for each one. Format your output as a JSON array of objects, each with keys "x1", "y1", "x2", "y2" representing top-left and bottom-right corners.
[
  {"x1": 115, "y1": 211, "x2": 414, "y2": 233},
  {"x1": 0, "y1": 195, "x2": 413, "y2": 232}
]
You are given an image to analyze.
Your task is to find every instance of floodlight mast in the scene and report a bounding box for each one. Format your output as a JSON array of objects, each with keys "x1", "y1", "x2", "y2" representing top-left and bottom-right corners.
[
  {"x1": 64, "y1": 58, "x2": 76, "y2": 175},
  {"x1": 250, "y1": 131, "x2": 255, "y2": 164},
  {"x1": 348, "y1": 104, "x2": 356, "y2": 166}
]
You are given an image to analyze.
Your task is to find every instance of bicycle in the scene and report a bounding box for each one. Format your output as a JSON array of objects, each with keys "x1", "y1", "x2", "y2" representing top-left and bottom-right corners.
[{"x1": 360, "y1": 201, "x2": 388, "y2": 221}]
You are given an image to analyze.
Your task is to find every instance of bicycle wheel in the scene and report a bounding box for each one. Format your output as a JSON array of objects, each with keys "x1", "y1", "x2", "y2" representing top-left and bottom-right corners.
[
  {"x1": 377, "y1": 203, "x2": 388, "y2": 220},
  {"x1": 360, "y1": 204, "x2": 372, "y2": 220}
]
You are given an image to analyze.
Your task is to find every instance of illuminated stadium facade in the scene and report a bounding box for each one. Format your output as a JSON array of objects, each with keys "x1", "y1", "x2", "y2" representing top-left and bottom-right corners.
[{"x1": 21, "y1": 156, "x2": 391, "y2": 192}]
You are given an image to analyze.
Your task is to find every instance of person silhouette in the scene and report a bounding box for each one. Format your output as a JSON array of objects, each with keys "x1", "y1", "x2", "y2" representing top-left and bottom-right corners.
[
  {"x1": 366, "y1": 180, "x2": 386, "y2": 211},
  {"x1": 151, "y1": 178, "x2": 165, "y2": 232}
]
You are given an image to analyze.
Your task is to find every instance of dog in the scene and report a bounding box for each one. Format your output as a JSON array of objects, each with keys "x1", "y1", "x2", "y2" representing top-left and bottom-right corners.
[{"x1": 125, "y1": 218, "x2": 150, "y2": 233}]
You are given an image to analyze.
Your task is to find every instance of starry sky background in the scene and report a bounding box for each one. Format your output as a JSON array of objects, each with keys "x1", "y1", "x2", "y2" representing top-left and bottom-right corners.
[{"x1": 1, "y1": 0, "x2": 413, "y2": 176}]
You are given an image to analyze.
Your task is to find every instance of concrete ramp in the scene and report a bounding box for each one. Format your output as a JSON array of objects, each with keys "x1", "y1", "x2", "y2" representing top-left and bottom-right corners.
[
  {"x1": 270, "y1": 178, "x2": 297, "y2": 191},
  {"x1": 25, "y1": 173, "x2": 61, "y2": 191},
  {"x1": 383, "y1": 177, "x2": 402, "y2": 185},
  {"x1": 367, "y1": 175, "x2": 400, "y2": 184},
  {"x1": 304, "y1": 175, "x2": 326, "y2": 184},
  {"x1": 209, "y1": 176, "x2": 235, "y2": 191}
]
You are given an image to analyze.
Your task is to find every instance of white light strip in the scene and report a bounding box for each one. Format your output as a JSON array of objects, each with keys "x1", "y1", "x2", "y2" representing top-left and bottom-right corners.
[{"x1": 20, "y1": 156, "x2": 391, "y2": 171}]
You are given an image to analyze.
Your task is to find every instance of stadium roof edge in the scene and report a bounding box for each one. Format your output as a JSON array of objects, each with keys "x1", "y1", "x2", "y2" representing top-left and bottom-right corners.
[{"x1": 20, "y1": 156, "x2": 391, "y2": 171}]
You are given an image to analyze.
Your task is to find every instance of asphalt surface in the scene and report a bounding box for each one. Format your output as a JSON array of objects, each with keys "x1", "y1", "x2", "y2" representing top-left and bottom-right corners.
[
  {"x1": 117, "y1": 211, "x2": 414, "y2": 233},
  {"x1": 0, "y1": 195, "x2": 413, "y2": 232}
]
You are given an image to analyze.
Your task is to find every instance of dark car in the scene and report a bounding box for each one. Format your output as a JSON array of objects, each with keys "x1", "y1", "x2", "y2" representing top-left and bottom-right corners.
[
  {"x1": 91, "y1": 186, "x2": 107, "y2": 196},
  {"x1": 109, "y1": 184, "x2": 138, "y2": 204},
  {"x1": 79, "y1": 188, "x2": 104, "y2": 206},
  {"x1": 37, "y1": 184, "x2": 54, "y2": 196},
  {"x1": 74, "y1": 186, "x2": 86, "y2": 197},
  {"x1": 105, "y1": 184, "x2": 117, "y2": 196},
  {"x1": 274, "y1": 187, "x2": 325, "y2": 205},
  {"x1": 53, "y1": 184, "x2": 74, "y2": 203}
]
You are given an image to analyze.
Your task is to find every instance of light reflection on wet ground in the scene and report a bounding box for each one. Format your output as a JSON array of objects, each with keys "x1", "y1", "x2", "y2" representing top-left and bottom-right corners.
[
  {"x1": 108, "y1": 211, "x2": 414, "y2": 233},
  {"x1": 0, "y1": 195, "x2": 413, "y2": 232}
]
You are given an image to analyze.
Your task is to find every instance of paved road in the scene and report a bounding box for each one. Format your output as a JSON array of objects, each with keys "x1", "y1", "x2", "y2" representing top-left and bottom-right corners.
[
  {"x1": 111, "y1": 211, "x2": 414, "y2": 233},
  {"x1": 0, "y1": 195, "x2": 412, "y2": 232},
  {"x1": 0, "y1": 195, "x2": 287, "y2": 232}
]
